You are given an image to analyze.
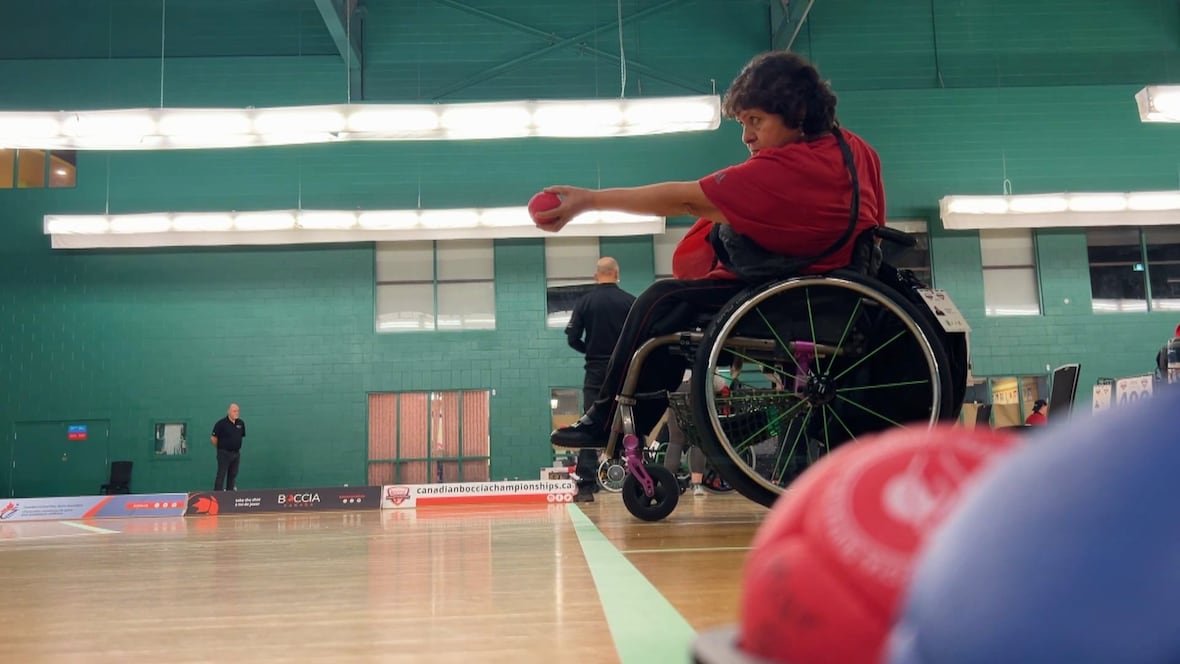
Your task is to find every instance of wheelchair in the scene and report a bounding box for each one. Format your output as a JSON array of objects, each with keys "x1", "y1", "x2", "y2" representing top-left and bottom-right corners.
[
  {"x1": 601, "y1": 228, "x2": 970, "y2": 521},
  {"x1": 596, "y1": 413, "x2": 739, "y2": 494}
]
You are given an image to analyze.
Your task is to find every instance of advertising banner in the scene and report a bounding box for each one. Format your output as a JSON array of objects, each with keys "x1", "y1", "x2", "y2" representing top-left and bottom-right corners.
[
  {"x1": 0, "y1": 496, "x2": 106, "y2": 522},
  {"x1": 1092, "y1": 383, "x2": 1113, "y2": 414},
  {"x1": 91, "y1": 494, "x2": 188, "y2": 518},
  {"x1": 0, "y1": 493, "x2": 189, "y2": 522},
  {"x1": 381, "y1": 480, "x2": 577, "y2": 509},
  {"x1": 185, "y1": 486, "x2": 382, "y2": 516},
  {"x1": 1115, "y1": 374, "x2": 1154, "y2": 406}
]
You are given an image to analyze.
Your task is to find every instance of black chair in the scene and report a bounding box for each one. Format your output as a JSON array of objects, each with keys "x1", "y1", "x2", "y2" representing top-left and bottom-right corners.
[
  {"x1": 975, "y1": 403, "x2": 993, "y2": 428},
  {"x1": 1047, "y1": 363, "x2": 1081, "y2": 417},
  {"x1": 100, "y1": 461, "x2": 133, "y2": 495}
]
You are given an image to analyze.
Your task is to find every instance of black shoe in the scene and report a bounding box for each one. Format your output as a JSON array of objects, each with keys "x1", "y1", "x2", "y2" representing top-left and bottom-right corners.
[
  {"x1": 551, "y1": 418, "x2": 608, "y2": 448},
  {"x1": 573, "y1": 488, "x2": 595, "y2": 503}
]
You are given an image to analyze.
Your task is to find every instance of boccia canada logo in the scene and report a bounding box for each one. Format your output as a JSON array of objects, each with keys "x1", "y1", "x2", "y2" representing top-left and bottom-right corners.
[{"x1": 278, "y1": 493, "x2": 321, "y2": 507}]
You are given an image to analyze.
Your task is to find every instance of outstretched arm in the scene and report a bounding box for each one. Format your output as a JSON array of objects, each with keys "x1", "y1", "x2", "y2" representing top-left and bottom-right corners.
[{"x1": 535, "y1": 182, "x2": 729, "y2": 232}]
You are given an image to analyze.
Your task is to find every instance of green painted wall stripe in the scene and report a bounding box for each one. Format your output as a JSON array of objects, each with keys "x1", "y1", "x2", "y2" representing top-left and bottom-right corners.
[{"x1": 567, "y1": 505, "x2": 697, "y2": 664}]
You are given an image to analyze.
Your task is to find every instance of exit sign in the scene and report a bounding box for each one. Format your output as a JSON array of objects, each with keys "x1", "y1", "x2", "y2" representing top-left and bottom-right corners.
[{"x1": 67, "y1": 425, "x2": 88, "y2": 441}]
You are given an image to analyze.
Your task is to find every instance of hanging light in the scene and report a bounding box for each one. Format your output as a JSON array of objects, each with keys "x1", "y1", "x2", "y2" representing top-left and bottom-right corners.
[
  {"x1": 1135, "y1": 86, "x2": 1180, "y2": 123},
  {"x1": 940, "y1": 191, "x2": 1180, "y2": 229},
  {"x1": 44, "y1": 207, "x2": 666, "y2": 249},
  {"x1": 0, "y1": 96, "x2": 721, "y2": 151}
]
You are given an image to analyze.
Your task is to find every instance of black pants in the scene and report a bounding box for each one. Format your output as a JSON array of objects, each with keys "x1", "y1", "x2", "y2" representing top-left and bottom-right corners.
[
  {"x1": 594, "y1": 278, "x2": 746, "y2": 438},
  {"x1": 214, "y1": 448, "x2": 241, "y2": 491},
  {"x1": 576, "y1": 362, "x2": 609, "y2": 490}
]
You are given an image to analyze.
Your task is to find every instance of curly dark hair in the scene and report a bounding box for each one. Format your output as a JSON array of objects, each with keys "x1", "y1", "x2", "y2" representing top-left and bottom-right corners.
[{"x1": 721, "y1": 51, "x2": 838, "y2": 137}]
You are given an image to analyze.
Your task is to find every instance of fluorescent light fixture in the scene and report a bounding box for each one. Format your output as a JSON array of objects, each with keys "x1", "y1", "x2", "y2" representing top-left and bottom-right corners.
[
  {"x1": 0, "y1": 96, "x2": 721, "y2": 150},
  {"x1": 44, "y1": 207, "x2": 665, "y2": 249},
  {"x1": 110, "y1": 214, "x2": 171, "y2": 234},
  {"x1": 173, "y1": 213, "x2": 233, "y2": 232},
  {"x1": 297, "y1": 211, "x2": 357, "y2": 230},
  {"x1": 1136, "y1": 86, "x2": 1180, "y2": 123},
  {"x1": 941, "y1": 191, "x2": 1180, "y2": 229}
]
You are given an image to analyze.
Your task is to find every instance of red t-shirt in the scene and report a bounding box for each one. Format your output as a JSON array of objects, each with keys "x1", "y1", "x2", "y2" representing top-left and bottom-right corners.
[
  {"x1": 673, "y1": 130, "x2": 885, "y2": 279},
  {"x1": 1025, "y1": 411, "x2": 1047, "y2": 426}
]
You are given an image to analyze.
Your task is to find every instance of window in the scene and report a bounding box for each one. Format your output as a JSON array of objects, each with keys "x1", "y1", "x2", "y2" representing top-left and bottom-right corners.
[
  {"x1": 1085, "y1": 227, "x2": 1180, "y2": 313},
  {"x1": 376, "y1": 240, "x2": 495, "y2": 332},
  {"x1": 153, "y1": 422, "x2": 188, "y2": 457},
  {"x1": 980, "y1": 229, "x2": 1041, "y2": 316},
  {"x1": 1146, "y1": 228, "x2": 1180, "y2": 312},
  {"x1": 987, "y1": 375, "x2": 1048, "y2": 427},
  {"x1": 49, "y1": 151, "x2": 77, "y2": 188},
  {"x1": 550, "y1": 387, "x2": 583, "y2": 429},
  {"x1": 545, "y1": 237, "x2": 599, "y2": 328},
  {"x1": 1087, "y1": 228, "x2": 1145, "y2": 312},
  {"x1": 653, "y1": 225, "x2": 692, "y2": 279},
  {"x1": 367, "y1": 390, "x2": 491, "y2": 485},
  {"x1": 882, "y1": 220, "x2": 932, "y2": 285},
  {"x1": 0, "y1": 149, "x2": 13, "y2": 188},
  {"x1": 16, "y1": 149, "x2": 45, "y2": 188},
  {"x1": 0, "y1": 149, "x2": 76, "y2": 189}
]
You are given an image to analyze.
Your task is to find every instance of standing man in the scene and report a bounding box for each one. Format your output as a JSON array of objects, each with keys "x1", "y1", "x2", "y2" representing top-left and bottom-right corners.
[
  {"x1": 564, "y1": 257, "x2": 636, "y2": 502},
  {"x1": 211, "y1": 403, "x2": 246, "y2": 491}
]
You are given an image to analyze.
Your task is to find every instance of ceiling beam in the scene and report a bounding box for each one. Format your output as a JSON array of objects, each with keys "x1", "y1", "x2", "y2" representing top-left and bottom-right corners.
[
  {"x1": 429, "y1": 0, "x2": 692, "y2": 100},
  {"x1": 771, "y1": 0, "x2": 815, "y2": 51},
  {"x1": 314, "y1": 0, "x2": 362, "y2": 70},
  {"x1": 432, "y1": 0, "x2": 709, "y2": 94}
]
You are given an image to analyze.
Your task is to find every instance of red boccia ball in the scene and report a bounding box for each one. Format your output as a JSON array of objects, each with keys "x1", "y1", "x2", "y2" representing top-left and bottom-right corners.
[
  {"x1": 528, "y1": 191, "x2": 562, "y2": 225},
  {"x1": 736, "y1": 425, "x2": 1018, "y2": 664}
]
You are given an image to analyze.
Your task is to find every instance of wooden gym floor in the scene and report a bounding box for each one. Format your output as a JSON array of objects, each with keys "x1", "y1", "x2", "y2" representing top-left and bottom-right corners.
[{"x1": 0, "y1": 492, "x2": 767, "y2": 663}]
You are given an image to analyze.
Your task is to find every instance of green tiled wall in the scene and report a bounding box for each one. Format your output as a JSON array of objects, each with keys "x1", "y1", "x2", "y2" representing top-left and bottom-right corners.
[{"x1": 2, "y1": 0, "x2": 1179, "y2": 496}]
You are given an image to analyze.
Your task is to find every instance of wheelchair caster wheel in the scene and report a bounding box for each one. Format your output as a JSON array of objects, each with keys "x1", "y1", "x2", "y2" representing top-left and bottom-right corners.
[
  {"x1": 597, "y1": 458, "x2": 626, "y2": 493},
  {"x1": 621, "y1": 465, "x2": 679, "y2": 522}
]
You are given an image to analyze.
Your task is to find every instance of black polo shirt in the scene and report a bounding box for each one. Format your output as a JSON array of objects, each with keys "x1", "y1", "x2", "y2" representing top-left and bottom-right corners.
[
  {"x1": 565, "y1": 283, "x2": 636, "y2": 361},
  {"x1": 212, "y1": 416, "x2": 246, "y2": 451}
]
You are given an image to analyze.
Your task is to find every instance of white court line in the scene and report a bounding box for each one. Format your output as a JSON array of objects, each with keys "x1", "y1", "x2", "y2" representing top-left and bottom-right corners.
[{"x1": 58, "y1": 521, "x2": 119, "y2": 534}]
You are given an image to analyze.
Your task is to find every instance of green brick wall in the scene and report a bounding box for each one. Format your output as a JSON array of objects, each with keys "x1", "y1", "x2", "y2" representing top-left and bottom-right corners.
[{"x1": 2, "y1": 0, "x2": 1179, "y2": 496}]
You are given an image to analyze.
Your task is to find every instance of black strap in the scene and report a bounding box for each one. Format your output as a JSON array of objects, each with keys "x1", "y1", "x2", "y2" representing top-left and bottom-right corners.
[
  {"x1": 707, "y1": 127, "x2": 865, "y2": 281},
  {"x1": 796, "y1": 126, "x2": 861, "y2": 268}
]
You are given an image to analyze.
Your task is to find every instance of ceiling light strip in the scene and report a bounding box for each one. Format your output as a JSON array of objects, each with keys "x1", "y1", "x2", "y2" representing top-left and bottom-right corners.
[
  {"x1": 1136, "y1": 86, "x2": 1180, "y2": 123},
  {"x1": 44, "y1": 208, "x2": 666, "y2": 249},
  {"x1": 940, "y1": 191, "x2": 1180, "y2": 229},
  {"x1": 0, "y1": 96, "x2": 721, "y2": 150}
]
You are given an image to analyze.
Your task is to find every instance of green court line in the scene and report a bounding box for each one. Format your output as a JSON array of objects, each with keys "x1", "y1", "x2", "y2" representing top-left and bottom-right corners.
[
  {"x1": 58, "y1": 521, "x2": 118, "y2": 534},
  {"x1": 567, "y1": 505, "x2": 697, "y2": 664}
]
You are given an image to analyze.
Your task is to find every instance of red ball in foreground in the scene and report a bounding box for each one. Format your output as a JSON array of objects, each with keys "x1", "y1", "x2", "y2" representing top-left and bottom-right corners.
[
  {"x1": 528, "y1": 191, "x2": 562, "y2": 225},
  {"x1": 734, "y1": 425, "x2": 1018, "y2": 664}
]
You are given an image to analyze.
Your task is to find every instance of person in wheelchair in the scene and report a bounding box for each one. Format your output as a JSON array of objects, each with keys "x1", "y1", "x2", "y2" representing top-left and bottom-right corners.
[{"x1": 535, "y1": 50, "x2": 886, "y2": 449}]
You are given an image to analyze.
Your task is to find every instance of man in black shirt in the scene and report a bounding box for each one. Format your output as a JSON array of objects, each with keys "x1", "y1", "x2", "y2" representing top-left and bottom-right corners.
[
  {"x1": 211, "y1": 403, "x2": 246, "y2": 491},
  {"x1": 564, "y1": 257, "x2": 636, "y2": 501}
]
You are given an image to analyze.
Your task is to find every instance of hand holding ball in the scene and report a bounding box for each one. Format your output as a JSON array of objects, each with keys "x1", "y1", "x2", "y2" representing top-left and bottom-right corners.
[{"x1": 528, "y1": 192, "x2": 562, "y2": 226}]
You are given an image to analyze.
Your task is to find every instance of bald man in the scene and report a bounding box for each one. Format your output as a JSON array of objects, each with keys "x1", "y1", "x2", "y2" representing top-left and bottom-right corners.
[
  {"x1": 211, "y1": 403, "x2": 246, "y2": 491},
  {"x1": 564, "y1": 257, "x2": 636, "y2": 501}
]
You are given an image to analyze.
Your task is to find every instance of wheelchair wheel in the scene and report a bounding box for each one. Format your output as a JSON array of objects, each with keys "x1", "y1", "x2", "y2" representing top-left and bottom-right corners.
[
  {"x1": 621, "y1": 465, "x2": 680, "y2": 522},
  {"x1": 691, "y1": 272, "x2": 956, "y2": 508},
  {"x1": 597, "y1": 458, "x2": 626, "y2": 493}
]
